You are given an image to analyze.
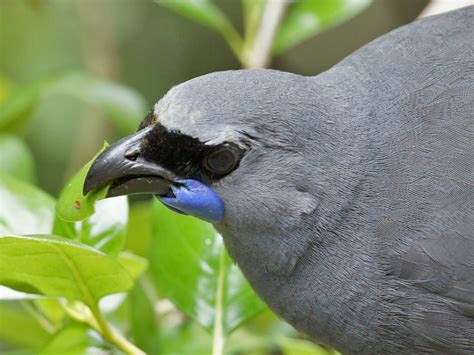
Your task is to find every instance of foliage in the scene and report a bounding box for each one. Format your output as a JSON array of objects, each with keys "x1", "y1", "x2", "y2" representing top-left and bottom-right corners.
[
  {"x1": 0, "y1": 72, "x2": 147, "y2": 135},
  {"x1": 0, "y1": 0, "x2": 370, "y2": 353},
  {"x1": 156, "y1": 0, "x2": 371, "y2": 67}
]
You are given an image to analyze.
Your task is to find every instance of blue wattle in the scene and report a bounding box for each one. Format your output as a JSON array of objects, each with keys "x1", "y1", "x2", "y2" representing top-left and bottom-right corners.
[{"x1": 158, "y1": 179, "x2": 225, "y2": 223}]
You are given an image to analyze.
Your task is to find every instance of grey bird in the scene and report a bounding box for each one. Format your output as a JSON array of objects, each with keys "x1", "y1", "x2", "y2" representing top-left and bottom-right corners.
[{"x1": 84, "y1": 7, "x2": 474, "y2": 354}]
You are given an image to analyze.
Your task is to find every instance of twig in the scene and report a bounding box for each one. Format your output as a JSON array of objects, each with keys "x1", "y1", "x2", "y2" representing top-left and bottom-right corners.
[
  {"x1": 242, "y1": 0, "x2": 289, "y2": 69},
  {"x1": 89, "y1": 302, "x2": 145, "y2": 355},
  {"x1": 418, "y1": 0, "x2": 474, "y2": 18},
  {"x1": 212, "y1": 247, "x2": 226, "y2": 355},
  {"x1": 65, "y1": 301, "x2": 145, "y2": 355}
]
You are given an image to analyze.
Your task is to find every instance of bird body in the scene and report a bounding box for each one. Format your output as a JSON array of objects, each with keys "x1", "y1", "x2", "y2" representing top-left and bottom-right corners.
[
  {"x1": 85, "y1": 7, "x2": 474, "y2": 354},
  {"x1": 216, "y1": 8, "x2": 474, "y2": 353}
]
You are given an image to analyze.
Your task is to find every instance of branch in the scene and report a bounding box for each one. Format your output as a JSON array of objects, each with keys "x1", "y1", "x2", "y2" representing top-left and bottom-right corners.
[{"x1": 242, "y1": 0, "x2": 289, "y2": 69}]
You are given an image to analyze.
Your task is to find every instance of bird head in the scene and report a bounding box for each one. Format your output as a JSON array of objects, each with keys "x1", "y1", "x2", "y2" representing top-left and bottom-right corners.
[{"x1": 84, "y1": 69, "x2": 329, "y2": 232}]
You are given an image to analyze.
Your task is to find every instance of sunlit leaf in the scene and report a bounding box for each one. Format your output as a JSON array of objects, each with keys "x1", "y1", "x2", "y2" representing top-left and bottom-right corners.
[
  {"x1": 54, "y1": 144, "x2": 128, "y2": 257},
  {"x1": 0, "y1": 173, "x2": 54, "y2": 236},
  {"x1": 118, "y1": 251, "x2": 149, "y2": 279},
  {"x1": 0, "y1": 72, "x2": 147, "y2": 135},
  {"x1": 54, "y1": 196, "x2": 129, "y2": 258},
  {"x1": 274, "y1": 0, "x2": 371, "y2": 55},
  {"x1": 55, "y1": 143, "x2": 110, "y2": 222},
  {"x1": 39, "y1": 325, "x2": 104, "y2": 355},
  {"x1": 150, "y1": 200, "x2": 266, "y2": 334},
  {"x1": 75, "y1": 197, "x2": 129, "y2": 257},
  {"x1": 35, "y1": 298, "x2": 65, "y2": 328},
  {"x1": 0, "y1": 134, "x2": 35, "y2": 182},
  {"x1": 155, "y1": 0, "x2": 243, "y2": 58},
  {"x1": 0, "y1": 235, "x2": 133, "y2": 302},
  {"x1": 0, "y1": 301, "x2": 51, "y2": 349}
]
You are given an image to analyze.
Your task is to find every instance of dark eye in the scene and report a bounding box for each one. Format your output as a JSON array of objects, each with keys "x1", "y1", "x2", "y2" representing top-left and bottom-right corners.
[{"x1": 203, "y1": 148, "x2": 238, "y2": 175}]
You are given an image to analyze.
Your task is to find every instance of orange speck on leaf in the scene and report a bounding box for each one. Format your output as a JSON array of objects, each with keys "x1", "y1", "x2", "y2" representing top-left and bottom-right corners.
[{"x1": 74, "y1": 200, "x2": 81, "y2": 209}]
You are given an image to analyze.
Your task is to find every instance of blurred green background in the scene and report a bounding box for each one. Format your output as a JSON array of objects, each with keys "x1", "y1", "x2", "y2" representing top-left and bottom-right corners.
[
  {"x1": 1, "y1": 0, "x2": 427, "y2": 196},
  {"x1": 0, "y1": 1, "x2": 431, "y2": 354}
]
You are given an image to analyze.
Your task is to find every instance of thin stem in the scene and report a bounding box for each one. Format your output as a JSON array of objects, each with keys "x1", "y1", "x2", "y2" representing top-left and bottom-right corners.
[
  {"x1": 88, "y1": 302, "x2": 145, "y2": 355},
  {"x1": 241, "y1": 0, "x2": 288, "y2": 69},
  {"x1": 65, "y1": 301, "x2": 145, "y2": 355},
  {"x1": 212, "y1": 247, "x2": 226, "y2": 355}
]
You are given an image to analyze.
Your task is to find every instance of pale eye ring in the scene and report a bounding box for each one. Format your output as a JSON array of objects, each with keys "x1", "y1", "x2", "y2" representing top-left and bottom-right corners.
[{"x1": 203, "y1": 148, "x2": 238, "y2": 175}]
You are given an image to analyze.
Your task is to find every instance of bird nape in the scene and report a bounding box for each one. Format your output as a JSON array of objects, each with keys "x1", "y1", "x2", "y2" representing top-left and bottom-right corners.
[{"x1": 84, "y1": 6, "x2": 474, "y2": 354}]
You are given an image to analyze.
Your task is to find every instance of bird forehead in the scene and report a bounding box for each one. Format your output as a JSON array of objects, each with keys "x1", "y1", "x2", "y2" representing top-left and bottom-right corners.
[{"x1": 153, "y1": 97, "x2": 246, "y2": 147}]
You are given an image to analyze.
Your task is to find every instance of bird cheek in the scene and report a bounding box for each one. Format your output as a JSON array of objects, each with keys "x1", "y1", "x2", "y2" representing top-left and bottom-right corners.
[{"x1": 158, "y1": 179, "x2": 225, "y2": 223}]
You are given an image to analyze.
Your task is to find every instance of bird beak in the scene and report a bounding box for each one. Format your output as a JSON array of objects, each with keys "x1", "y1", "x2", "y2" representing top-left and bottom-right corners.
[{"x1": 83, "y1": 126, "x2": 175, "y2": 198}]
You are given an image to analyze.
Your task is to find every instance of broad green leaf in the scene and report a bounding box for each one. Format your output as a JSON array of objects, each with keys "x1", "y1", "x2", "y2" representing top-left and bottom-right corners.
[
  {"x1": 39, "y1": 325, "x2": 104, "y2": 355},
  {"x1": 0, "y1": 235, "x2": 133, "y2": 303},
  {"x1": 35, "y1": 298, "x2": 65, "y2": 328},
  {"x1": 125, "y1": 200, "x2": 152, "y2": 256},
  {"x1": 150, "y1": 200, "x2": 266, "y2": 334},
  {"x1": 0, "y1": 77, "x2": 51, "y2": 132},
  {"x1": 273, "y1": 0, "x2": 371, "y2": 55},
  {"x1": 0, "y1": 134, "x2": 35, "y2": 182},
  {"x1": 55, "y1": 143, "x2": 110, "y2": 222},
  {"x1": 44, "y1": 73, "x2": 147, "y2": 134},
  {"x1": 0, "y1": 72, "x2": 147, "y2": 135},
  {"x1": 155, "y1": 0, "x2": 243, "y2": 58},
  {"x1": 0, "y1": 173, "x2": 54, "y2": 236},
  {"x1": 129, "y1": 280, "x2": 160, "y2": 354},
  {"x1": 0, "y1": 75, "x2": 12, "y2": 103},
  {"x1": 53, "y1": 197, "x2": 129, "y2": 257},
  {"x1": 279, "y1": 336, "x2": 339, "y2": 355},
  {"x1": 75, "y1": 197, "x2": 129, "y2": 257},
  {"x1": 118, "y1": 251, "x2": 149, "y2": 279},
  {"x1": 0, "y1": 301, "x2": 51, "y2": 349},
  {"x1": 158, "y1": 322, "x2": 211, "y2": 354},
  {"x1": 55, "y1": 144, "x2": 128, "y2": 257}
]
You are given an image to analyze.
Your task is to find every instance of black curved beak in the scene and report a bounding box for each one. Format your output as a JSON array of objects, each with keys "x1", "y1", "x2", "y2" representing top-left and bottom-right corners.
[{"x1": 83, "y1": 126, "x2": 175, "y2": 198}]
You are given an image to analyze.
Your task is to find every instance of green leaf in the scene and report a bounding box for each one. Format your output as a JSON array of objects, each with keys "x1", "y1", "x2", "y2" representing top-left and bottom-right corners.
[
  {"x1": 0, "y1": 173, "x2": 54, "y2": 236},
  {"x1": 150, "y1": 200, "x2": 266, "y2": 334},
  {"x1": 55, "y1": 143, "x2": 110, "y2": 222},
  {"x1": 34, "y1": 298, "x2": 65, "y2": 328},
  {"x1": 44, "y1": 73, "x2": 147, "y2": 134},
  {"x1": 125, "y1": 200, "x2": 152, "y2": 257},
  {"x1": 75, "y1": 197, "x2": 129, "y2": 257},
  {"x1": 129, "y1": 280, "x2": 160, "y2": 354},
  {"x1": 279, "y1": 336, "x2": 339, "y2": 355},
  {"x1": 0, "y1": 72, "x2": 147, "y2": 135},
  {"x1": 0, "y1": 235, "x2": 133, "y2": 303},
  {"x1": 0, "y1": 134, "x2": 36, "y2": 182},
  {"x1": 156, "y1": 0, "x2": 243, "y2": 59},
  {"x1": 0, "y1": 301, "x2": 51, "y2": 349},
  {"x1": 273, "y1": 0, "x2": 371, "y2": 55},
  {"x1": 0, "y1": 77, "x2": 51, "y2": 133},
  {"x1": 54, "y1": 197, "x2": 129, "y2": 257},
  {"x1": 39, "y1": 325, "x2": 104, "y2": 355},
  {"x1": 118, "y1": 251, "x2": 149, "y2": 279},
  {"x1": 55, "y1": 144, "x2": 129, "y2": 257}
]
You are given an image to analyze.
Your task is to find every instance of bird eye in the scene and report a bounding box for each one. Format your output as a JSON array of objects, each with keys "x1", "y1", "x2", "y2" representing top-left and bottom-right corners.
[{"x1": 203, "y1": 148, "x2": 238, "y2": 175}]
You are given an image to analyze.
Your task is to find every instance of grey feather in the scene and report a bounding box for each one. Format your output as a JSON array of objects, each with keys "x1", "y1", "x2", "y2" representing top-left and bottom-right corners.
[{"x1": 152, "y1": 7, "x2": 474, "y2": 354}]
